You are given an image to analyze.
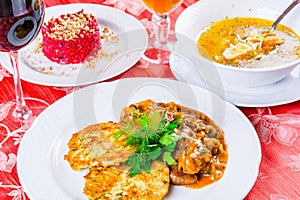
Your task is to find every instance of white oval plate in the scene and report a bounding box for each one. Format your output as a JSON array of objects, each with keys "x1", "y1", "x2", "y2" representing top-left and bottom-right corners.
[
  {"x1": 171, "y1": 0, "x2": 300, "y2": 107},
  {"x1": 170, "y1": 53, "x2": 300, "y2": 107},
  {"x1": 0, "y1": 4, "x2": 148, "y2": 86},
  {"x1": 17, "y1": 78, "x2": 261, "y2": 200}
]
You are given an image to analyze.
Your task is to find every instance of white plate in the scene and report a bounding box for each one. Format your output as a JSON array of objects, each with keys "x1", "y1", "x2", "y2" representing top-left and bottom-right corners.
[
  {"x1": 171, "y1": 0, "x2": 300, "y2": 107},
  {"x1": 170, "y1": 52, "x2": 300, "y2": 107},
  {"x1": 17, "y1": 78, "x2": 261, "y2": 200},
  {"x1": 0, "y1": 4, "x2": 148, "y2": 86}
]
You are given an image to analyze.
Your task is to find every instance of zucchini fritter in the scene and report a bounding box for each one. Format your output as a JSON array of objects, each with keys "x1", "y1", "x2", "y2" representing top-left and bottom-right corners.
[
  {"x1": 83, "y1": 161, "x2": 170, "y2": 200},
  {"x1": 64, "y1": 122, "x2": 133, "y2": 170}
]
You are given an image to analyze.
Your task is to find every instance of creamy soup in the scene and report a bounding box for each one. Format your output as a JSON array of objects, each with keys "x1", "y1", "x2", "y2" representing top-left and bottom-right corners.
[{"x1": 197, "y1": 17, "x2": 300, "y2": 68}]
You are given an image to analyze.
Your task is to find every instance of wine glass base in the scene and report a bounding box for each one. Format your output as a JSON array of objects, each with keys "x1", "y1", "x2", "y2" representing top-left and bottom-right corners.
[
  {"x1": 12, "y1": 107, "x2": 32, "y2": 122},
  {"x1": 10, "y1": 98, "x2": 49, "y2": 122},
  {"x1": 12, "y1": 108, "x2": 32, "y2": 121},
  {"x1": 142, "y1": 47, "x2": 170, "y2": 64}
]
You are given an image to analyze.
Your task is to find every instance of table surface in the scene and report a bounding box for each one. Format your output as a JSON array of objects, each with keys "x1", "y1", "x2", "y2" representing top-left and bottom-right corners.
[{"x1": 0, "y1": 0, "x2": 300, "y2": 199}]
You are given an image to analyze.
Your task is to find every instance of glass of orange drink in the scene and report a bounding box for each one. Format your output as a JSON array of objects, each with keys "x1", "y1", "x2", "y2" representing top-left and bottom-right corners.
[{"x1": 141, "y1": 0, "x2": 183, "y2": 64}]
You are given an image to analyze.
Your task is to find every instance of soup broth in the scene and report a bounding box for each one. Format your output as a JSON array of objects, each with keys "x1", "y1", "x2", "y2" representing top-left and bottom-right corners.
[{"x1": 197, "y1": 17, "x2": 300, "y2": 68}]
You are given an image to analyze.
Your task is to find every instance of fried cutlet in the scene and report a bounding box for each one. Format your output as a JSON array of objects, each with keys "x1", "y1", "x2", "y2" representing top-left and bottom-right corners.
[
  {"x1": 64, "y1": 121, "x2": 133, "y2": 171},
  {"x1": 83, "y1": 161, "x2": 170, "y2": 200}
]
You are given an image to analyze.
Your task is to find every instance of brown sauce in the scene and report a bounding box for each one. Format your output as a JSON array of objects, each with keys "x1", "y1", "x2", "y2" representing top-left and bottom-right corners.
[{"x1": 189, "y1": 174, "x2": 220, "y2": 189}]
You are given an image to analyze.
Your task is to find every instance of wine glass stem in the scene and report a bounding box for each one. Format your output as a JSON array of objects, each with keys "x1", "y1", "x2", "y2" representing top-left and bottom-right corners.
[
  {"x1": 8, "y1": 51, "x2": 32, "y2": 121},
  {"x1": 152, "y1": 13, "x2": 170, "y2": 48}
]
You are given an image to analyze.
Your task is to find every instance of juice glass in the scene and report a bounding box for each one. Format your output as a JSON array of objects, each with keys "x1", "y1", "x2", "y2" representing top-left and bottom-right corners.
[{"x1": 141, "y1": 0, "x2": 183, "y2": 64}]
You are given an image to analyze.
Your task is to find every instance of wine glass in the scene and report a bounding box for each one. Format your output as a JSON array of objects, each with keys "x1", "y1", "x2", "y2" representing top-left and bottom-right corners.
[
  {"x1": 141, "y1": 0, "x2": 183, "y2": 64},
  {"x1": 0, "y1": 0, "x2": 45, "y2": 121}
]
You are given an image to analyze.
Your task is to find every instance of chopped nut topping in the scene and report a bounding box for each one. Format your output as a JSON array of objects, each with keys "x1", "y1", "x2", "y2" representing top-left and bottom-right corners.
[{"x1": 44, "y1": 10, "x2": 98, "y2": 41}]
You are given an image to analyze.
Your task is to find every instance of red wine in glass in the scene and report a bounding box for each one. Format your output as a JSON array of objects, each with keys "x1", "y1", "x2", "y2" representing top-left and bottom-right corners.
[{"x1": 0, "y1": 0, "x2": 45, "y2": 121}]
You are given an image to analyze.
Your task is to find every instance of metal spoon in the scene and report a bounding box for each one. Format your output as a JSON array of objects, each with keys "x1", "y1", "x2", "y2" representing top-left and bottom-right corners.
[{"x1": 271, "y1": 0, "x2": 300, "y2": 31}]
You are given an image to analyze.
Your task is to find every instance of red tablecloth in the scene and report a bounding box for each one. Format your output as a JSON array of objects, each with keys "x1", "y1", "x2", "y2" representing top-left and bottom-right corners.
[{"x1": 0, "y1": 0, "x2": 299, "y2": 199}]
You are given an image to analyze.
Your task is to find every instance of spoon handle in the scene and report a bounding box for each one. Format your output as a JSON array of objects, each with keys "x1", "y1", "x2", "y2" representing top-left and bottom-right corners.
[{"x1": 271, "y1": 0, "x2": 300, "y2": 31}]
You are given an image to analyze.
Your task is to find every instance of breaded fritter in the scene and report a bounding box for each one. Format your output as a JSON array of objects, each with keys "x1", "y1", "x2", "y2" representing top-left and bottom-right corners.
[
  {"x1": 64, "y1": 121, "x2": 133, "y2": 171},
  {"x1": 83, "y1": 161, "x2": 170, "y2": 200}
]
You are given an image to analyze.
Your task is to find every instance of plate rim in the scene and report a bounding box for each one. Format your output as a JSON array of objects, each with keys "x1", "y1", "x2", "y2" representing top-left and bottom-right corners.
[
  {"x1": 169, "y1": 53, "x2": 300, "y2": 107},
  {"x1": 17, "y1": 77, "x2": 262, "y2": 200},
  {"x1": 0, "y1": 3, "x2": 148, "y2": 87}
]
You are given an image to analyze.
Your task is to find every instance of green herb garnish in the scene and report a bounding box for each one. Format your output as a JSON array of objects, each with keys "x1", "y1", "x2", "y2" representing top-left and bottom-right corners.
[{"x1": 114, "y1": 109, "x2": 182, "y2": 177}]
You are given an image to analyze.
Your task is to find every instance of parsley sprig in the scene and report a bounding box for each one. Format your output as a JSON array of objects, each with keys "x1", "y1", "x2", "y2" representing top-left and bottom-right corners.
[{"x1": 114, "y1": 109, "x2": 182, "y2": 177}]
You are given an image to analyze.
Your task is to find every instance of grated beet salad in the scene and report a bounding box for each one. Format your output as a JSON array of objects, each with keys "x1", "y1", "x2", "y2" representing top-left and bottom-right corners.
[{"x1": 41, "y1": 10, "x2": 101, "y2": 64}]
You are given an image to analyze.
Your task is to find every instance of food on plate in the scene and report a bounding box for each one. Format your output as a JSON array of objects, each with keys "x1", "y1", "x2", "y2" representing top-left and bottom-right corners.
[
  {"x1": 117, "y1": 100, "x2": 183, "y2": 177},
  {"x1": 120, "y1": 99, "x2": 228, "y2": 188},
  {"x1": 197, "y1": 17, "x2": 300, "y2": 68},
  {"x1": 64, "y1": 122, "x2": 134, "y2": 171},
  {"x1": 41, "y1": 9, "x2": 101, "y2": 64},
  {"x1": 64, "y1": 99, "x2": 228, "y2": 199},
  {"x1": 84, "y1": 161, "x2": 169, "y2": 200}
]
